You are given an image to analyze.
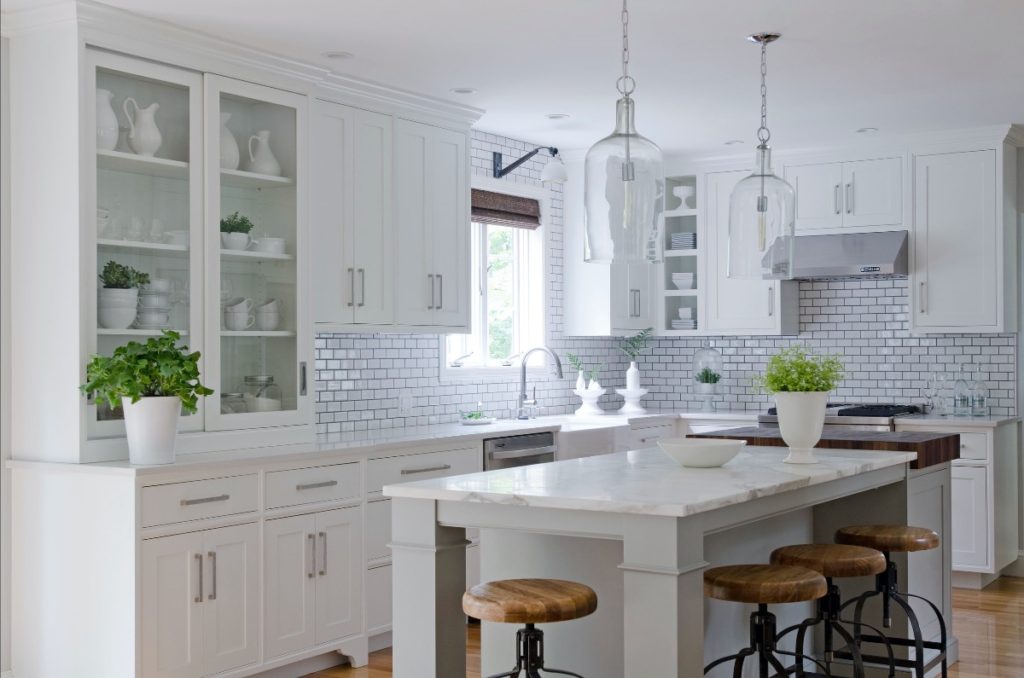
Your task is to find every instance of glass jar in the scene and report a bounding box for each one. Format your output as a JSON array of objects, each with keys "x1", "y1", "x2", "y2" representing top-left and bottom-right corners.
[
  {"x1": 220, "y1": 392, "x2": 247, "y2": 415},
  {"x1": 969, "y1": 369, "x2": 989, "y2": 417},
  {"x1": 693, "y1": 345, "x2": 724, "y2": 411},
  {"x1": 952, "y1": 365, "x2": 971, "y2": 417},
  {"x1": 244, "y1": 375, "x2": 282, "y2": 413}
]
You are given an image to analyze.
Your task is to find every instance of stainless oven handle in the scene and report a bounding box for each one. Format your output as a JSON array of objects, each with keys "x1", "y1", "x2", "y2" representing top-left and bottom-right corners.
[{"x1": 488, "y1": 445, "x2": 558, "y2": 461}]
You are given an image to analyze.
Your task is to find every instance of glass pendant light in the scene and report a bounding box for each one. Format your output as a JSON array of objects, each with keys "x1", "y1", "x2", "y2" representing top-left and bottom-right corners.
[
  {"x1": 584, "y1": 0, "x2": 664, "y2": 264},
  {"x1": 727, "y1": 33, "x2": 795, "y2": 279}
]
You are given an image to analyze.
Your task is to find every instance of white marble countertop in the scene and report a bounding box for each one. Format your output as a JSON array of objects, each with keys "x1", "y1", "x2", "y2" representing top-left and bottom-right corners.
[
  {"x1": 383, "y1": 446, "x2": 917, "y2": 518},
  {"x1": 894, "y1": 413, "x2": 1019, "y2": 429}
]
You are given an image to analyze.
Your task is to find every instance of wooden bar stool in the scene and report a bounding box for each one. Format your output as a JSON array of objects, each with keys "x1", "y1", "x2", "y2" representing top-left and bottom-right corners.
[
  {"x1": 771, "y1": 544, "x2": 893, "y2": 677},
  {"x1": 463, "y1": 578, "x2": 597, "y2": 678},
  {"x1": 704, "y1": 564, "x2": 828, "y2": 677},
  {"x1": 835, "y1": 525, "x2": 947, "y2": 678}
]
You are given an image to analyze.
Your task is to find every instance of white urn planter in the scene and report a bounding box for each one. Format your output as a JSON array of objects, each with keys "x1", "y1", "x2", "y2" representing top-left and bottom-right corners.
[
  {"x1": 774, "y1": 391, "x2": 829, "y2": 464},
  {"x1": 122, "y1": 396, "x2": 180, "y2": 465},
  {"x1": 574, "y1": 382, "x2": 607, "y2": 417}
]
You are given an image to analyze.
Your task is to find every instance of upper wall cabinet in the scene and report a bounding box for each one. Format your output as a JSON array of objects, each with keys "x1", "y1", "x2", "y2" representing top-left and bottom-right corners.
[
  {"x1": 910, "y1": 143, "x2": 1018, "y2": 333},
  {"x1": 312, "y1": 101, "x2": 394, "y2": 328},
  {"x1": 394, "y1": 119, "x2": 470, "y2": 330},
  {"x1": 784, "y1": 157, "x2": 902, "y2": 232}
]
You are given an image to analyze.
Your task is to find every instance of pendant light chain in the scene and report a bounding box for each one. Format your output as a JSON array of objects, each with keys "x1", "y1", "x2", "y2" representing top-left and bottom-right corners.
[
  {"x1": 617, "y1": 0, "x2": 634, "y2": 96},
  {"x1": 757, "y1": 40, "x2": 771, "y2": 145}
]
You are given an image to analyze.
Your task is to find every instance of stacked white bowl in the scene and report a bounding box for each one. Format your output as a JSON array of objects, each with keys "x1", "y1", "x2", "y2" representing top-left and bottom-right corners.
[
  {"x1": 136, "y1": 279, "x2": 173, "y2": 329},
  {"x1": 98, "y1": 288, "x2": 139, "y2": 329},
  {"x1": 671, "y1": 272, "x2": 696, "y2": 290}
]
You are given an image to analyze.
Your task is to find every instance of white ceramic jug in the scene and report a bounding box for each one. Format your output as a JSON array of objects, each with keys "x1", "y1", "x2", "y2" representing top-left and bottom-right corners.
[
  {"x1": 96, "y1": 88, "x2": 119, "y2": 151},
  {"x1": 247, "y1": 130, "x2": 281, "y2": 176},
  {"x1": 219, "y1": 112, "x2": 240, "y2": 170},
  {"x1": 123, "y1": 97, "x2": 162, "y2": 156}
]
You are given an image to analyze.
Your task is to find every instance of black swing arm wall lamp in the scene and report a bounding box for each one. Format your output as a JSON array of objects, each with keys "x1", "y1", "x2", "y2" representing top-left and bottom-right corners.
[{"x1": 492, "y1": 147, "x2": 568, "y2": 183}]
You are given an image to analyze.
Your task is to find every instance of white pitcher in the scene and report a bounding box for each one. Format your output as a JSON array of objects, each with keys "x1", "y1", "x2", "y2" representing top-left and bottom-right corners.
[
  {"x1": 247, "y1": 130, "x2": 281, "y2": 176},
  {"x1": 219, "y1": 112, "x2": 240, "y2": 170},
  {"x1": 123, "y1": 97, "x2": 162, "y2": 156},
  {"x1": 96, "y1": 88, "x2": 119, "y2": 151}
]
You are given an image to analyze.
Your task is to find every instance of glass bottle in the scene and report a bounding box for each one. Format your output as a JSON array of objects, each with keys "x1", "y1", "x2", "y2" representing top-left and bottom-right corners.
[
  {"x1": 728, "y1": 144, "x2": 796, "y2": 279},
  {"x1": 952, "y1": 365, "x2": 971, "y2": 417},
  {"x1": 969, "y1": 368, "x2": 989, "y2": 417}
]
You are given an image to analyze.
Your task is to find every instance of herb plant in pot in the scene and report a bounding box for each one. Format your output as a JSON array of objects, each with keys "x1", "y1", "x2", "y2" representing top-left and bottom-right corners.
[
  {"x1": 98, "y1": 260, "x2": 150, "y2": 329},
  {"x1": 756, "y1": 346, "x2": 843, "y2": 464},
  {"x1": 220, "y1": 211, "x2": 255, "y2": 251},
  {"x1": 81, "y1": 331, "x2": 213, "y2": 465}
]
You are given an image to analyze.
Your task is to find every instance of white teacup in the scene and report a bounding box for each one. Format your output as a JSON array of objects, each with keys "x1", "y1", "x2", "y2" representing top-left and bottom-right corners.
[
  {"x1": 221, "y1": 232, "x2": 252, "y2": 251},
  {"x1": 138, "y1": 294, "x2": 170, "y2": 309},
  {"x1": 224, "y1": 297, "x2": 254, "y2": 314},
  {"x1": 255, "y1": 311, "x2": 280, "y2": 331},
  {"x1": 257, "y1": 298, "x2": 279, "y2": 313},
  {"x1": 253, "y1": 237, "x2": 286, "y2": 255},
  {"x1": 164, "y1": 230, "x2": 188, "y2": 247},
  {"x1": 136, "y1": 309, "x2": 170, "y2": 325},
  {"x1": 142, "y1": 278, "x2": 172, "y2": 293},
  {"x1": 224, "y1": 311, "x2": 255, "y2": 331}
]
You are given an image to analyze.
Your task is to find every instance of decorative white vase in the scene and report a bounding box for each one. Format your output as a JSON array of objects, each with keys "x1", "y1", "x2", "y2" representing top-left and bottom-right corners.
[
  {"x1": 122, "y1": 396, "x2": 180, "y2": 465},
  {"x1": 247, "y1": 130, "x2": 282, "y2": 176},
  {"x1": 575, "y1": 370, "x2": 587, "y2": 393},
  {"x1": 96, "y1": 88, "x2": 119, "y2": 151},
  {"x1": 625, "y1": 361, "x2": 640, "y2": 391},
  {"x1": 221, "y1": 232, "x2": 253, "y2": 251},
  {"x1": 574, "y1": 383, "x2": 606, "y2": 417},
  {"x1": 98, "y1": 287, "x2": 139, "y2": 329},
  {"x1": 219, "y1": 112, "x2": 240, "y2": 170},
  {"x1": 774, "y1": 391, "x2": 829, "y2": 464},
  {"x1": 615, "y1": 388, "x2": 648, "y2": 415},
  {"x1": 123, "y1": 97, "x2": 162, "y2": 156}
]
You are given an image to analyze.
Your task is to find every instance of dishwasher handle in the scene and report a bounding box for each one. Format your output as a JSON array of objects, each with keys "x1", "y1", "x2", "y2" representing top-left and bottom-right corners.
[{"x1": 488, "y1": 444, "x2": 558, "y2": 461}]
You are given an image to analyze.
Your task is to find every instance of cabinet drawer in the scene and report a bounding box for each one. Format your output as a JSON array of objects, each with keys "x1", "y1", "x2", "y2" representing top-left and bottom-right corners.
[
  {"x1": 142, "y1": 474, "x2": 258, "y2": 528},
  {"x1": 367, "y1": 446, "x2": 480, "y2": 496},
  {"x1": 265, "y1": 462, "x2": 360, "y2": 510},
  {"x1": 628, "y1": 424, "x2": 676, "y2": 449},
  {"x1": 956, "y1": 432, "x2": 989, "y2": 462}
]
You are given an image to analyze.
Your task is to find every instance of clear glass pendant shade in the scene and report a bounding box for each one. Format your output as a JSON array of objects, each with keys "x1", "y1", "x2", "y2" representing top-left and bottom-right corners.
[
  {"x1": 584, "y1": 98, "x2": 665, "y2": 264},
  {"x1": 727, "y1": 145, "x2": 795, "y2": 279}
]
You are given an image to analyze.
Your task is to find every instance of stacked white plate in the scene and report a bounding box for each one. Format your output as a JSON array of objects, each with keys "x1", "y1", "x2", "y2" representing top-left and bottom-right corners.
[
  {"x1": 671, "y1": 272, "x2": 696, "y2": 290},
  {"x1": 670, "y1": 232, "x2": 697, "y2": 250},
  {"x1": 136, "y1": 290, "x2": 172, "y2": 329},
  {"x1": 670, "y1": 319, "x2": 697, "y2": 330}
]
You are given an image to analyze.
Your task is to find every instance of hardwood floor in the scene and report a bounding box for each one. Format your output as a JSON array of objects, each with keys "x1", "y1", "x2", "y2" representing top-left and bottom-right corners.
[{"x1": 311, "y1": 577, "x2": 1022, "y2": 678}]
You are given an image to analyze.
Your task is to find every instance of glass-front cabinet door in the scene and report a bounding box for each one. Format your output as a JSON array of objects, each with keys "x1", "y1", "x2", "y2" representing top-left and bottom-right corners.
[
  {"x1": 204, "y1": 76, "x2": 311, "y2": 430},
  {"x1": 86, "y1": 51, "x2": 205, "y2": 444}
]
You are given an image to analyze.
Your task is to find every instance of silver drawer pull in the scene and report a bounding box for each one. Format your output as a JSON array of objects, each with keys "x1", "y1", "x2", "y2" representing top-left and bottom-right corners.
[
  {"x1": 296, "y1": 480, "x2": 339, "y2": 491},
  {"x1": 318, "y1": 531, "x2": 327, "y2": 576},
  {"x1": 307, "y1": 534, "x2": 316, "y2": 579},
  {"x1": 208, "y1": 551, "x2": 217, "y2": 601},
  {"x1": 400, "y1": 463, "x2": 452, "y2": 476},
  {"x1": 194, "y1": 553, "x2": 203, "y2": 603},
  {"x1": 181, "y1": 494, "x2": 229, "y2": 507}
]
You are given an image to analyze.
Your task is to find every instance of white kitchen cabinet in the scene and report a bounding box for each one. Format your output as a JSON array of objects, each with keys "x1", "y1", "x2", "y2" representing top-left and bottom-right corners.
[
  {"x1": 784, "y1": 157, "x2": 902, "y2": 232},
  {"x1": 142, "y1": 523, "x2": 259, "y2": 678},
  {"x1": 911, "y1": 147, "x2": 1018, "y2": 333},
  {"x1": 394, "y1": 119, "x2": 470, "y2": 330},
  {"x1": 703, "y1": 169, "x2": 797, "y2": 335},
  {"x1": 950, "y1": 465, "x2": 989, "y2": 570},
  {"x1": 311, "y1": 101, "x2": 394, "y2": 328},
  {"x1": 264, "y1": 506, "x2": 362, "y2": 658}
]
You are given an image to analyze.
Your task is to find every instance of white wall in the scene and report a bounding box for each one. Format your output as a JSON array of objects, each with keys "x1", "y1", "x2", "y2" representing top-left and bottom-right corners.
[{"x1": 1, "y1": 34, "x2": 12, "y2": 677}]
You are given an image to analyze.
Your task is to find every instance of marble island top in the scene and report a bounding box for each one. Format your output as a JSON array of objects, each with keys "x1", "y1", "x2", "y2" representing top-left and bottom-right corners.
[{"x1": 384, "y1": 446, "x2": 918, "y2": 518}]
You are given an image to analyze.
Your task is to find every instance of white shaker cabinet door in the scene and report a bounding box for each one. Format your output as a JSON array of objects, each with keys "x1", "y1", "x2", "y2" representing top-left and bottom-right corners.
[
  {"x1": 351, "y1": 109, "x2": 395, "y2": 325},
  {"x1": 785, "y1": 162, "x2": 844, "y2": 232},
  {"x1": 951, "y1": 464, "x2": 990, "y2": 571},
  {"x1": 394, "y1": 119, "x2": 435, "y2": 326},
  {"x1": 428, "y1": 126, "x2": 470, "y2": 329},
  {"x1": 264, "y1": 514, "x2": 317, "y2": 658},
  {"x1": 843, "y1": 157, "x2": 902, "y2": 229},
  {"x1": 141, "y1": 532, "x2": 205, "y2": 678},
  {"x1": 202, "y1": 523, "x2": 260, "y2": 675},
  {"x1": 315, "y1": 506, "x2": 364, "y2": 644}
]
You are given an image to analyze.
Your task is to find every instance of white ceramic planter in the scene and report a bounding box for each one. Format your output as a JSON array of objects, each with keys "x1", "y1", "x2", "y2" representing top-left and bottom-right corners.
[
  {"x1": 774, "y1": 391, "x2": 829, "y2": 464},
  {"x1": 625, "y1": 361, "x2": 640, "y2": 391},
  {"x1": 122, "y1": 396, "x2": 180, "y2": 465},
  {"x1": 574, "y1": 383, "x2": 607, "y2": 417}
]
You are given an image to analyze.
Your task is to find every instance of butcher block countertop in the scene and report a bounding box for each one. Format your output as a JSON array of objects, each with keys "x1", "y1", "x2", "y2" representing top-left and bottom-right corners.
[{"x1": 692, "y1": 427, "x2": 960, "y2": 469}]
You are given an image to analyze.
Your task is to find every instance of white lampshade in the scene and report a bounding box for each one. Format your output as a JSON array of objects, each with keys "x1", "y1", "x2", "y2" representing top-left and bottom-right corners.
[
  {"x1": 541, "y1": 154, "x2": 568, "y2": 183},
  {"x1": 727, "y1": 144, "x2": 795, "y2": 279}
]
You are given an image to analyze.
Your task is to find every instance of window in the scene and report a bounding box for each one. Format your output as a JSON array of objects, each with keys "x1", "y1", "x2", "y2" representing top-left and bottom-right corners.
[{"x1": 444, "y1": 187, "x2": 545, "y2": 372}]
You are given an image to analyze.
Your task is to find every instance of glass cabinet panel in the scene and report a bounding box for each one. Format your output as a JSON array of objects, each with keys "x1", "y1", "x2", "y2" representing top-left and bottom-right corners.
[
  {"x1": 88, "y1": 52, "x2": 204, "y2": 441},
  {"x1": 205, "y1": 76, "x2": 309, "y2": 430}
]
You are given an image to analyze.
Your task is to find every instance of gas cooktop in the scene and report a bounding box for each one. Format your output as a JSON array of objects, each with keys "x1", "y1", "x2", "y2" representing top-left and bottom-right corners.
[{"x1": 764, "y1": 403, "x2": 922, "y2": 417}]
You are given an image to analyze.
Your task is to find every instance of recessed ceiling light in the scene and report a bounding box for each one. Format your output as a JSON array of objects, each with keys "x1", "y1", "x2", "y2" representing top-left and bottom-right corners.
[
  {"x1": 323, "y1": 51, "x2": 353, "y2": 60},
  {"x1": 545, "y1": 113, "x2": 570, "y2": 120},
  {"x1": 724, "y1": 139, "x2": 745, "y2": 145},
  {"x1": 450, "y1": 87, "x2": 477, "y2": 95},
  {"x1": 856, "y1": 127, "x2": 879, "y2": 134}
]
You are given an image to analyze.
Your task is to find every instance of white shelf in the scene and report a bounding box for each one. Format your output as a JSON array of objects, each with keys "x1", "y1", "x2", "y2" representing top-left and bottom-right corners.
[
  {"x1": 221, "y1": 168, "x2": 294, "y2": 189},
  {"x1": 220, "y1": 330, "x2": 296, "y2": 338},
  {"x1": 97, "y1": 328, "x2": 188, "y2": 337},
  {"x1": 664, "y1": 208, "x2": 698, "y2": 218},
  {"x1": 97, "y1": 149, "x2": 188, "y2": 179},
  {"x1": 664, "y1": 249, "x2": 699, "y2": 257},
  {"x1": 664, "y1": 289, "x2": 698, "y2": 297},
  {"x1": 98, "y1": 239, "x2": 188, "y2": 254},
  {"x1": 220, "y1": 248, "x2": 295, "y2": 261}
]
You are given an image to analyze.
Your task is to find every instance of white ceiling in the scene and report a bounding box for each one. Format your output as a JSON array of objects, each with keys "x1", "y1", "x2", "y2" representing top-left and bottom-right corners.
[{"x1": 8, "y1": 0, "x2": 1024, "y2": 153}]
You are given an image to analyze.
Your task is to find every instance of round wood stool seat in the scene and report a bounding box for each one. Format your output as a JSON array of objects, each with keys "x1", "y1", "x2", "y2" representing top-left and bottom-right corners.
[
  {"x1": 770, "y1": 544, "x2": 887, "y2": 578},
  {"x1": 835, "y1": 525, "x2": 939, "y2": 553},
  {"x1": 704, "y1": 564, "x2": 827, "y2": 605},
  {"x1": 462, "y1": 578, "x2": 598, "y2": 624}
]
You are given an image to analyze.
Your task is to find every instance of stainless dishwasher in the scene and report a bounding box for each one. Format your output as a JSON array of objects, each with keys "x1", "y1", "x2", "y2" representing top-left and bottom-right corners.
[{"x1": 483, "y1": 431, "x2": 557, "y2": 470}]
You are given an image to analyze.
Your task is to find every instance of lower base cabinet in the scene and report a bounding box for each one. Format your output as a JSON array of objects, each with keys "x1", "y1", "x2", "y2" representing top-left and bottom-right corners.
[
  {"x1": 142, "y1": 523, "x2": 260, "y2": 678},
  {"x1": 264, "y1": 506, "x2": 363, "y2": 659},
  {"x1": 950, "y1": 464, "x2": 990, "y2": 570}
]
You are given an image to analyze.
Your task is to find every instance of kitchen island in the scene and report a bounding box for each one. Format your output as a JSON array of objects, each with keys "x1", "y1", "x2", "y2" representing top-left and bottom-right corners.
[{"x1": 384, "y1": 445, "x2": 953, "y2": 678}]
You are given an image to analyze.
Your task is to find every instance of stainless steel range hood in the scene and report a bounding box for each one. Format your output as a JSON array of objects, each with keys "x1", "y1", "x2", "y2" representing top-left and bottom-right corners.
[{"x1": 765, "y1": 230, "x2": 909, "y2": 280}]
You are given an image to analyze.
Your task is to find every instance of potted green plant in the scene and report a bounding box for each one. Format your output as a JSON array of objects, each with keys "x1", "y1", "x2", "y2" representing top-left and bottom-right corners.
[
  {"x1": 81, "y1": 331, "x2": 213, "y2": 465},
  {"x1": 98, "y1": 260, "x2": 150, "y2": 329},
  {"x1": 695, "y1": 367, "x2": 722, "y2": 392},
  {"x1": 220, "y1": 211, "x2": 255, "y2": 251},
  {"x1": 755, "y1": 346, "x2": 844, "y2": 464}
]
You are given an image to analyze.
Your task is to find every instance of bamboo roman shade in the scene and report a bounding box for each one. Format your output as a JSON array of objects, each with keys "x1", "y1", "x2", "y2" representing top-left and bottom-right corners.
[{"x1": 471, "y1": 189, "x2": 541, "y2": 229}]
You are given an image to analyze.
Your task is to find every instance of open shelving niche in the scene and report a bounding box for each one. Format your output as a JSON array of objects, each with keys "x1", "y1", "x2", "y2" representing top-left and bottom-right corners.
[{"x1": 660, "y1": 175, "x2": 700, "y2": 334}]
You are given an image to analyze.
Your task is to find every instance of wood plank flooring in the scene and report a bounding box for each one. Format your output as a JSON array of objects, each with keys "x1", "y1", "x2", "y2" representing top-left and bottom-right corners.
[{"x1": 310, "y1": 577, "x2": 1022, "y2": 678}]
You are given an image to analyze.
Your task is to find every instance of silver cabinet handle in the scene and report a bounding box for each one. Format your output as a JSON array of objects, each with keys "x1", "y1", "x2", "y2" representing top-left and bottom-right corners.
[
  {"x1": 307, "y1": 534, "x2": 316, "y2": 579},
  {"x1": 357, "y1": 268, "x2": 365, "y2": 307},
  {"x1": 436, "y1": 274, "x2": 443, "y2": 310},
  {"x1": 400, "y1": 463, "x2": 452, "y2": 475},
  {"x1": 639, "y1": 436, "x2": 660, "y2": 444},
  {"x1": 300, "y1": 361, "x2": 307, "y2": 396},
  {"x1": 207, "y1": 551, "x2": 217, "y2": 601},
  {"x1": 427, "y1": 274, "x2": 435, "y2": 310},
  {"x1": 846, "y1": 182, "x2": 853, "y2": 214},
  {"x1": 181, "y1": 494, "x2": 229, "y2": 507},
  {"x1": 347, "y1": 268, "x2": 355, "y2": 307},
  {"x1": 318, "y1": 531, "x2": 327, "y2": 576},
  {"x1": 194, "y1": 553, "x2": 203, "y2": 603},
  {"x1": 768, "y1": 286, "x2": 775, "y2": 316},
  {"x1": 296, "y1": 480, "x2": 338, "y2": 491},
  {"x1": 834, "y1": 184, "x2": 841, "y2": 214},
  {"x1": 919, "y1": 281, "x2": 927, "y2": 313}
]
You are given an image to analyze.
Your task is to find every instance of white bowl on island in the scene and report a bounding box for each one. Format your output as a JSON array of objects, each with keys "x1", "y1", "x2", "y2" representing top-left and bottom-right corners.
[{"x1": 657, "y1": 438, "x2": 745, "y2": 468}]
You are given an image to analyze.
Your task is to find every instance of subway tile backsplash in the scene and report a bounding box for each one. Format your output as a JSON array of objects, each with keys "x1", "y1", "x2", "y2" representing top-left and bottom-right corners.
[{"x1": 313, "y1": 131, "x2": 1017, "y2": 433}]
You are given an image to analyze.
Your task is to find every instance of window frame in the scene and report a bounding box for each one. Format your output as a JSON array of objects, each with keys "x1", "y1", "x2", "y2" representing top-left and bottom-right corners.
[{"x1": 440, "y1": 176, "x2": 550, "y2": 382}]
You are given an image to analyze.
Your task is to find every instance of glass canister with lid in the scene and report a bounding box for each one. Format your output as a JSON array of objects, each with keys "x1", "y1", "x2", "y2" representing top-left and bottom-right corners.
[
  {"x1": 243, "y1": 375, "x2": 282, "y2": 412},
  {"x1": 220, "y1": 392, "x2": 248, "y2": 414}
]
